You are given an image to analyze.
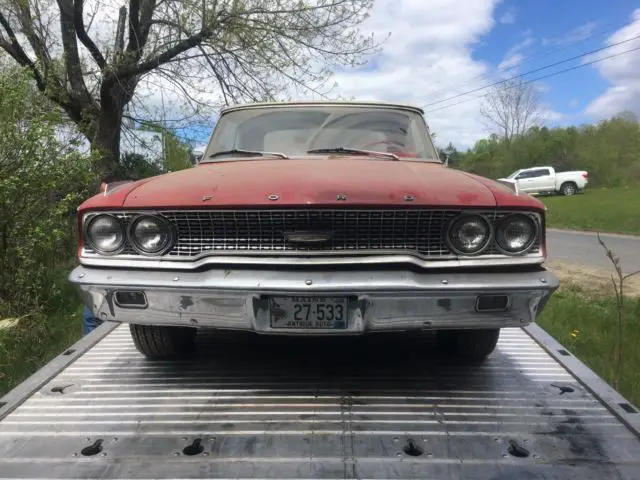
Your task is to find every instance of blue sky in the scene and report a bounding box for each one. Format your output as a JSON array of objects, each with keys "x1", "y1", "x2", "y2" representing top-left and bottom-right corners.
[
  {"x1": 183, "y1": 0, "x2": 640, "y2": 151},
  {"x1": 477, "y1": 0, "x2": 638, "y2": 126}
]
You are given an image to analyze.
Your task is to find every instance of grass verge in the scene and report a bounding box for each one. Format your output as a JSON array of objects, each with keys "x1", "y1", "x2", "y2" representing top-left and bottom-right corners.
[
  {"x1": 537, "y1": 280, "x2": 640, "y2": 407},
  {"x1": 541, "y1": 187, "x2": 640, "y2": 235},
  {"x1": 0, "y1": 276, "x2": 83, "y2": 397}
]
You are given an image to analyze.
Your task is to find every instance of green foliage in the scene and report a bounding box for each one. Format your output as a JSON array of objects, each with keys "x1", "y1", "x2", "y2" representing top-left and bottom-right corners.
[
  {"x1": 117, "y1": 153, "x2": 163, "y2": 180},
  {"x1": 538, "y1": 289, "x2": 640, "y2": 406},
  {"x1": 163, "y1": 131, "x2": 193, "y2": 173},
  {"x1": 122, "y1": 123, "x2": 193, "y2": 179},
  {"x1": 452, "y1": 117, "x2": 640, "y2": 187},
  {"x1": 541, "y1": 187, "x2": 640, "y2": 235},
  {"x1": 0, "y1": 68, "x2": 94, "y2": 314}
]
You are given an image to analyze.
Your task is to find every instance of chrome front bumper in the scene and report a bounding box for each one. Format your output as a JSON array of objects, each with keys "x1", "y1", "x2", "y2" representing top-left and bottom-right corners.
[{"x1": 69, "y1": 266, "x2": 560, "y2": 334}]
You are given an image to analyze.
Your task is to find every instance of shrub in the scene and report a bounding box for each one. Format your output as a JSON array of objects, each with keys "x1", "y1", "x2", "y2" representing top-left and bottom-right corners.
[{"x1": 0, "y1": 68, "x2": 94, "y2": 314}]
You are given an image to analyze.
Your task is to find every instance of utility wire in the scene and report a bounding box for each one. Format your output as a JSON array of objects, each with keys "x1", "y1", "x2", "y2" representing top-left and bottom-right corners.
[
  {"x1": 423, "y1": 20, "x2": 624, "y2": 104},
  {"x1": 426, "y1": 44, "x2": 640, "y2": 114},
  {"x1": 421, "y1": 33, "x2": 640, "y2": 109}
]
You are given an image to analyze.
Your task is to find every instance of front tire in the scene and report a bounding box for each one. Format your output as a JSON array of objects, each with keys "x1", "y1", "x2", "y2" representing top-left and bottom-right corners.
[
  {"x1": 560, "y1": 182, "x2": 577, "y2": 196},
  {"x1": 130, "y1": 324, "x2": 197, "y2": 360},
  {"x1": 436, "y1": 328, "x2": 500, "y2": 364}
]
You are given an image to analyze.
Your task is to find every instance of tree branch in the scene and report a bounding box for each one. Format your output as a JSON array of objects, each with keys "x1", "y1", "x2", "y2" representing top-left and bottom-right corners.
[
  {"x1": 108, "y1": 27, "x2": 211, "y2": 84},
  {"x1": 73, "y1": 0, "x2": 106, "y2": 68},
  {"x1": 0, "y1": 11, "x2": 45, "y2": 90},
  {"x1": 56, "y1": 0, "x2": 94, "y2": 105},
  {"x1": 127, "y1": 0, "x2": 141, "y2": 52},
  {"x1": 623, "y1": 270, "x2": 640, "y2": 281},
  {"x1": 126, "y1": 0, "x2": 157, "y2": 60},
  {"x1": 14, "y1": 1, "x2": 51, "y2": 68}
]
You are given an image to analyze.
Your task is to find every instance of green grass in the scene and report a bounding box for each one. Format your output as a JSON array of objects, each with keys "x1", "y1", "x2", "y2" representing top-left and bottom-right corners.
[
  {"x1": 538, "y1": 288, "x2": 640, "y2": 407},
  {"x1": 0, "y1": 287, "x2": 83, "y2": 397},
  {"x1": 541, "y1": 187, "x2": 640, "y2": 235}
]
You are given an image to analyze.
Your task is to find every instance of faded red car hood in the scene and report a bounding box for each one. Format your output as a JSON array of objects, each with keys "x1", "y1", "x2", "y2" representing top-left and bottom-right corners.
[
  {"x1": 81, "y1": 157, "x2": 544, "y2": 211},
  {"x1": 116, "y1": 157, "x2": 496, "y2": 209}
]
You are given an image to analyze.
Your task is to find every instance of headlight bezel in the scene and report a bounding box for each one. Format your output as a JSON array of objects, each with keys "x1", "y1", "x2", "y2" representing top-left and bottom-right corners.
[
  {"x1": 83, "y1": 213, "x2": 126, "y2": 255},
  {"x1": 494, "y1": 213, "x2": 539, "y2": 255},
  {"x1": 445, "y1": 213, "x2": 493, "y2": 256},
  {"x1": 127, "y1": 214, "x2": 176, "y2": 256}
]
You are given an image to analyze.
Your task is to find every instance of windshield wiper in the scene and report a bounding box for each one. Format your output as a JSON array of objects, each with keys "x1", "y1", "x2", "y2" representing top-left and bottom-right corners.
[
  {"x1": 306, "y1": 147, "x2": 399, "y2": 161},
  {"x1": 207, "y1": 149, "x2": 288, "y2": 159}
]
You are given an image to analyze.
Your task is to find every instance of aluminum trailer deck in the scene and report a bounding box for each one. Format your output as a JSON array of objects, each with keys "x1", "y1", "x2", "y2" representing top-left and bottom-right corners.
[{"x1": 0, "y1": 323, "x2": 639, "y2": 479}]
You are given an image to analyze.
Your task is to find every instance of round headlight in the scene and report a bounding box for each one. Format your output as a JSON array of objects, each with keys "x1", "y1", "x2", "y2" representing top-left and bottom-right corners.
[
  {"x1": 85, "y1": 214, "x2": 125, "y2": 254},
  {"x1": 446, "y1": 214, "x2": 492, "y2": 255},
  {"x1": 496, "y1": 214, "x2": 537, "y2": 254},
  {"x1": 129, "y1": 215, "x2": 173, "y2": 254}
]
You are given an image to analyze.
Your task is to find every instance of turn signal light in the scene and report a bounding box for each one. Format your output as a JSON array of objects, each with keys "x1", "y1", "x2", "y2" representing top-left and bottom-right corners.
[
  {"x1": 476, "y1": 295, "x2": 509, "y2": 312},
  {"x1": 114, "y1": 290, "x2": 148, "y2": 309}
]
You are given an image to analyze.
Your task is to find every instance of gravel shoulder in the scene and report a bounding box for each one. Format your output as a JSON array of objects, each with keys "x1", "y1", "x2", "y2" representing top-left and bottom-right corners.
[{"x1": 546, "y1": 259, "x2": 640, "y2": 298}]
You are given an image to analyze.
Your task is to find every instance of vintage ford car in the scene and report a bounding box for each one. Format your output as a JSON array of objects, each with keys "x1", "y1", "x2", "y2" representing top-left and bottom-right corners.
[{"x1": 70, "y1": 101, "x2": 560, "y2": 362}]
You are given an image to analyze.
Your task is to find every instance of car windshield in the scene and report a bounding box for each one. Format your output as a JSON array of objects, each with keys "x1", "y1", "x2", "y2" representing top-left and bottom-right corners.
[
  {"x1": 506, "y1": 170, "x2": 521, "y2": 179},
  {"x1": 202, "y1": 105, "x2": 440, "y2": 162}
]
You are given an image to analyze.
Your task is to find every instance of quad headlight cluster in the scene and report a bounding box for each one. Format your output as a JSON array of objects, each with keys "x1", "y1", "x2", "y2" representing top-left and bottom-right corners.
[
  {"x1": 84, "y1": 214, "x2": 175, "y2": 256},
  {"x1": 446, "y1": 213, "x2": 539, "y2": 256}
]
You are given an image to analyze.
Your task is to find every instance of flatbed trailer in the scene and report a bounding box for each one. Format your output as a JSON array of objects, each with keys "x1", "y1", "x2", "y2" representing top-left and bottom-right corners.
[{"x1": 0, "y1": 323, "x2": 639, "y2": 479}]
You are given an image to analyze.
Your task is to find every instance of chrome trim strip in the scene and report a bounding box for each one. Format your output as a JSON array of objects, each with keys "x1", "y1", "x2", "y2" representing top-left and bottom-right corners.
[
  {"x1": 79, "y1": 252, "x2": 546, "y2": 271},
  {"x1": 220, "y1": 101, "x2": 426, "y2": 115}
]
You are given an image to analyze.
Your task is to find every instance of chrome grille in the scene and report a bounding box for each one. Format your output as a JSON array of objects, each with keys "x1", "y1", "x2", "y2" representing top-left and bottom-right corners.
[
  {"x1": 162, "y1": 209, "x2": 459, "y2": 257},
  {"x1": 83, "y1": 209, "x2": 541, "y2": 259}
]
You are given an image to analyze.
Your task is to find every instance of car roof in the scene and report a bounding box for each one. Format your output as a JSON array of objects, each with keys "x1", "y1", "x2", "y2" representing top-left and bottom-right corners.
[{"x1": 220, "y1": 101, "x2": 425, "y2": 116}]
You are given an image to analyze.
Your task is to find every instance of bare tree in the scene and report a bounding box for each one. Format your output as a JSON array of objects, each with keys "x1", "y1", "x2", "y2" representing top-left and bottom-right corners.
[
  {"x1": 0, "y1": 0, "x2": 377, "y2": 181},
  {"x1": 480, "y1": 78, "x2": 543, "y2": 143}
]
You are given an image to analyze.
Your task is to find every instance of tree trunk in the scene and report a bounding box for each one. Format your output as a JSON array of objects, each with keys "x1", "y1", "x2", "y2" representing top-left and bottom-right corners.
[{"x1": 92, "y1": 105, "x2": 123, "y2": 183}]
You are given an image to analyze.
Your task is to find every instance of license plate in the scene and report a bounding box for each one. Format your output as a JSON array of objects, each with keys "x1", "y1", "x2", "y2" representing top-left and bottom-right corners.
[{"x1": 269, "y1": 296, "x2": 348, "y2": 329}]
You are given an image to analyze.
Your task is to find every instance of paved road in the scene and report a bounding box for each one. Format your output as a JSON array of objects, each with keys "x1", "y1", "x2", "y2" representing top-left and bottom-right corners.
[{"x1": 546, "y1": 229, "x2": 640, "y2": 274}]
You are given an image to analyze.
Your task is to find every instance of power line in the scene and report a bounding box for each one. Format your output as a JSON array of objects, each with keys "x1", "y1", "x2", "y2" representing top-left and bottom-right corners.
[
  {"x1": 422, "y1": 20, "x2": 624, "y2": 104},
  {"x1": 425, "y1": 44, "x2": 640, "y2": 114},
  {"x1": 421, "y1": 32, "x2": 640, "y2": 109}
]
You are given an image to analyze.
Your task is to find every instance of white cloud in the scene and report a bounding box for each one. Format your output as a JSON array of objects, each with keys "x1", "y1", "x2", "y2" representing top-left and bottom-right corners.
[
  {"x1": 498, "y1": 53, "x2": 524, "y2": 70},
  {"x1": 541, "y1": 21, "x2": 598, "y2": 47},
  {"x1": 500, "y1": 7, "x2": 517, "y2": 25},
  {"x1": 330, "y1": 0, "x2": 502, "y2": 149},
  {"x1": 505, "y1": 34, "x2": 535, "y2": 58},
  {"x1": 495, "y1": 33, "x2": 535, "y2": 73},
  {"x1": 585, "y1": 9, "x2": 640, "y2": 119},
  {"x1": 540, "y1": 106, "x2": 564, "y2": 123}
]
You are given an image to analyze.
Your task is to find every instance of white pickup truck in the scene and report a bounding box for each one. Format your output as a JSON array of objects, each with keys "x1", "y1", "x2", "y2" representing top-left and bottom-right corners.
[{"x1": 500, "y1": 166, "x2": 588, "y2": 196}]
